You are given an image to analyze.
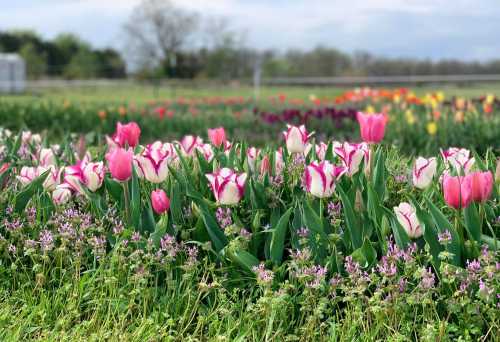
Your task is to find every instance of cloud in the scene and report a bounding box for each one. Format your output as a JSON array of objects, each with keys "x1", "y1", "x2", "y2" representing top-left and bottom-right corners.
[{"x1": 0, "y1": 0, "x2": 498, "y2": 61}]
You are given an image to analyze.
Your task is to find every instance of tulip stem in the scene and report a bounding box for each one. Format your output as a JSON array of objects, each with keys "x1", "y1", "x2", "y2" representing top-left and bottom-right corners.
[{"x1": 123, "y1": 181, "x2": 130, "y2": 226}]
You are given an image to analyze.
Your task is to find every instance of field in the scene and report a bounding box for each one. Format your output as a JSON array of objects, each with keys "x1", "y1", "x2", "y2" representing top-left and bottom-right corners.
[{"x1": 0, "y1": 83, "x2": 499, "y2": 340}]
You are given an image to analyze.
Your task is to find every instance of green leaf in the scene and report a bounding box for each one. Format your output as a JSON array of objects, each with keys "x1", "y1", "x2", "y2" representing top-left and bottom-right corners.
[
  {"x1": 227, "y1": 249, "x2": 259, "y2": 273},
  {"x1": 191, "y1": 198, "x2": 228, "y2": 252},
  {"x1": 104, "y1": 176, "x2": 123, "y2": 203},
  {"x1": 463, "y1": 203, "x2": 482, "y2": 244},
  {"x1": 130, "y1": 168, "x2": 141, "y2": 229},
  {"x1": 337, "y1": 186, "x2": 362, "y2": 250},
  {"x1": 14, "y1": 170, "x2": 50, "y2": 213},
  {"x1": 372, "y1": 146, "x2": 387, "y2": 200},
  {"x1": 269, "y1": 207, "x2": 294, "y2": 265},
  {"x1": 351, "y1": 238, "x2": 377, "y2": 268},
  {"x1": 150, "y1": 215, "x2": 168, "y2": 248},
  {"x1": 302, "y1": 199, "x2": 329, "y2": 262}
]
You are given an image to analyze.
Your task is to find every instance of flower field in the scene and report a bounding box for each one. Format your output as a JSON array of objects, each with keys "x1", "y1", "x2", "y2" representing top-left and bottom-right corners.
[{"x1": 0, "y1": 89, "x2": 499, "y2": 340}]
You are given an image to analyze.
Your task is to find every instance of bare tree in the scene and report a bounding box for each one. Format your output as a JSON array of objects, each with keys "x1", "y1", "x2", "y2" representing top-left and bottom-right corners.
[{"x1": 123, "y1": 0, "x2": 198, "y2": 71}]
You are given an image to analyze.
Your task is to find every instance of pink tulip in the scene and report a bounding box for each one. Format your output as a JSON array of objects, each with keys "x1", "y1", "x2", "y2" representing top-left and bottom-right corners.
[
  {"x1": 106, "y1": 148, "x2": 133, "y2": 182},
  {"x1": 65, "y1": 160, "x2": 105, "y2": 193},
  {"x1": 247, "y1": 147, "x2": 260, "y2": 171},
  {"x1": 38, "y1": 148, "x2": 56, "y2": 166},
  {"x1": 412, "y1": 157, "x2": 437, "y2": 189},
  {"x1": 208, "y1": 127, "x2": 227, "y2": 147},
  {"x1": 52, "y1": 183, "x2": 72, "y2": 205},
  {"x1": 206, "y1": 168, "x2": 247, "y2": 205},
  {"x1": 0, "y1": 163, "x2": 9, "y2": 175},
  {"x1": 112, "y1": 122, "x2": 141, "y2": 148},
  {"x1": 469, "y1": 171, "x2": 493, "y2": 203},
  {"x1": 356, "y1": 112, "x2": 388, "y2": 143},
  {"x1": 180, "y1": 135, "x2": 203, "y2": 156},
  {"x1": 440, "y1": 147, "x2": 475, "y2": 175},
  {"x1": 334, "y1": 142, "x2": 370, "y2": 176},
  {"x1": 394, "y1": 202, "x2": 422, "y2": 239},
  {"x1": 260, "y1": 155, "x2": 271, "y2": 176},
  {"x1": 151, "y1": 189, "x2": 170, "y2": 214},
  {"x1": 17, "y1": 165, "x2": 59, "y2": 191},
  {"x1": 304, "y1": 161, "x2": 346, "y2": 198},
  {"x1": 196, "y1": 143, "x2": 215, "y2": 162},
  {"x1": 442, "y1": 174, "x2": 472, "y2": 209},
  {"x1": 134, "y1": 141, "x2": 176, "y2": 183},
  {"x1": 283, "y1": 125, "x2": 312, "y2": 153}
]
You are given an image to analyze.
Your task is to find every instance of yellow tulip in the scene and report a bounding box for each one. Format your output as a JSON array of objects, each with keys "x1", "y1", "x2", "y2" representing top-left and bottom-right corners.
[
  {"x1": 405, "y1": 109, "x2": 416, "y2": 125},
  {"x1": 365, "y1": 105, "x2": 375, "y2": 114},
  {"x1": 426, "y1": 122, "x2": 437, "y2": 135}
]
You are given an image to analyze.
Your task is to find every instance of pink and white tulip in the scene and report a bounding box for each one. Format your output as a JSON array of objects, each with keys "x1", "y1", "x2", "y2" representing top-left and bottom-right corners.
[
  {"x1": 334, "y1": 142, "x2": 369, "y2": 176},
  {"x1": 17, "y1": 165, "x2": 59, "y2": 191},
  {"x1": 206, "y1": 168, "x2": 247, "y2": 205},
  {"x1": 179, "y1": 135, "x2": 203, "y2": 156},
  {"x1": 65, "y1": 160, "x2": 105, "y2": 193},
  {"x1": 441, "y1": 148, "x2": 475, "y2": 175},
  {"x1": 394, "y1": 202, "x2": 422, "y2": 239},
  {"x1": 196, "y1": 143, "x2": 215, "y2": 162},
  {"x1": 134, "y1": 141, "x2": 176, "y2": 183},
  {"x1": 38, "y1": 148, "x2": 56, "y2": 166},
  {"x1": 283, "y1": 125, "x2": 312, "y2": 154},
  {"x1": 52, "y1": 183, "x2": 72, "y2": 205},
  {"x1": 304, "y1": 161, "x2": 346, "y2": 198},
  {"x1": 412, "y1": 157, "x2": 437, "y2": 189},
  {"x1": 247, "y1": 147, "x2": 260, "y2": 171}
]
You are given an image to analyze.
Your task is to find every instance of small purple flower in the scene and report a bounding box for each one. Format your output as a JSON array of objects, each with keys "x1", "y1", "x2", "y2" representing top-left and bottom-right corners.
[
  {"x1": 131, "y1": 231, "x2": 141, "y2": 242},
  {"x1": 466, "y1": 259, "x2": 481, "y2": 273},
  {"x1": 39, "y1": 230, "x2": 54, "y2": 252},
  {"x1": 394, "y1": 174, "x2": 407, "y2": 183},
  {"x1": 327, "y1": 201, "x2": 342, "y2": 218},
  {"x1": 160, "y1": 234, "x2": 178, "y2": 258},
  {"x1": 420, "y1": 267, "x2": 435, "y2": 289},
  {"x1": 252, "y1": 263, "x2": 274, "y2": 285},
  {"x1": 297, "y1": 227, "x2": 309, "y2": 238},
  {"x1": 239, "y1": 228, "x2": 251, "y2": 239},
  {"x1": 398, "y1": 277, "x2": 407, "y2": 293},
  {"x1": 377, "y1": 256, "x2": 397, "y2": 277},
  {"x1": 5, "y1": 205, "x2": 13, "y2": 216},
  {"x1": 8, "y1": 244, "x2": 16, "y2": 254},
  {"x1": 215, "y1": 207, "x2": 233, "y2": 229},
  {"x1": 438, "y1": 230, "x2": 452, "y2": 244}
]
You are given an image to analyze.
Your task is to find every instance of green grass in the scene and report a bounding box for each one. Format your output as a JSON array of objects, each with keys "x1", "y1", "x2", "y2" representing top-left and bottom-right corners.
[{"x1": 2, "y1": 82, "x2": 500, "y2": 105}]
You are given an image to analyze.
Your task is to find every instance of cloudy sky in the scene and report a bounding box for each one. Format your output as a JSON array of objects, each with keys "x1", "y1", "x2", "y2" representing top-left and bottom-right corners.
[{"x1": 1, "y1": 0, "x2": 499, "y2": 61}]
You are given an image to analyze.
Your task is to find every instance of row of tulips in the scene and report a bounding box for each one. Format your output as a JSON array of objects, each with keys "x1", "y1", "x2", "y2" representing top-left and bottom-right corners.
[{"x1": 0, "y1": 111, "x2": 498, "y2": 275}]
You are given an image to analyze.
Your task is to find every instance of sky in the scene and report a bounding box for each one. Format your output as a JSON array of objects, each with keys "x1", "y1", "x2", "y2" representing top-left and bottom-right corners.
[{"x1": 0, "y1": 0, "x2": 499, "y2": 61}]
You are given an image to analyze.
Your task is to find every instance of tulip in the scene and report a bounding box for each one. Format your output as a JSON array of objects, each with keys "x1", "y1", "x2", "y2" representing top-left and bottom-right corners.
[
  {"x1": 247, "y1": 147, "x2": 260, "y2": 171},
  {"x1": 260, "y1": 155, "x2": 270, "y2": 176},
  {"x1": 441, "y1": 147, "x2": 475, "y2": 175},
  {"x1": 283, "y1": 125, "x2": 312, "y2": 154},
  {"x1": 151, "y1": 189, "x2": 170, "y2": 214},
  {"x1": 442, "y1": 174, "x2": 472, "y2": 209},
  {"x1": 495, "y1": 159, "x2": 500, "y2": 182},
  {"x1": 304, "y1": 161, "x2": 346, "y2": 198},
  {"x1": 356, "y1": 112, "x2": 388, "y2": 143},
  {"x1": 208, "y1": 127, "x2": 227, "y2": 147},
  {"x1": 394, "y1": 202, "x2": 423, "y2": 239},
  {"x1": 274, "y1": 149, "x2": 285, "y2": 175},
  {"x1": 52, "y1": 183, "x2": 72, "y2": 205},
  {"x1": 412, "y1": 157, "x2": 437, "y2": 189},
  {"x1": 196, "y1": 143, "x2": 215, "y2": 162},
  {"x1": 106, "y1": 148, "x2": 133, "y2": 182},
  {"x1": 134, "y1": 141, "x2": 176, "y2": 183},
  {"x1": 206, "y1": 168, "x2": 247, "y2": 205},
  {"x1": 469, "y1": 171, "x2": 493, "y2": 203},
  {"x1": 65, "y1": 160, "x2": 105, "y2": 193},
  {"x1": 180, "y1": 135, "x2": 203, "y2": 156},
  {"x1": 112, "y1": 122, "x2": 141, "y2": 148},
  {"x1": 38, "y1": 148, "x2": 56, "y2": 166},
  {"x1": 0, "y1": 163, "x2": 9, "y2": 175},
  {"x1": 17, "y1": 165, "x2": 59, "y2": 191},
  {"x1": 334, "y1": 142, "x2": 369, "y2": 176}
]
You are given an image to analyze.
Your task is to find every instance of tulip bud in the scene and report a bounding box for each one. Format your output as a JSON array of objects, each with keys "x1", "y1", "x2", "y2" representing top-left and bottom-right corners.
[
  {"x1": 356, "y1": 112, "x2": 388, "y2": 143},
  {"x1": 207, "y1": 127, "x2": 227, "y2": 147},
  {"x1": 151, "y1": 189, "x2": 170, "y2": 214},
  {"x1": 112, "y1": 122, "x2": 141, "y2": 148},
  {"x1": 206, "y1": 168, "x2": 247, "y2": 205},
  {"x1": 469, "y1": 171, "x2": 493, "y2": 203},
  {"x1": 247, "y1": 147, "x2": 260, "y2": 172},
  {"x1": 52, "y1": 183, "x2": 72, "y2": 205},
  {"x1": 259, "y1": 155, "x2": 270, "y2": 176},
  {"x1": 412, "y1": 157, "x2": 437, "y2": 189},
  {"x1": 394, "y1": 202, "x2": 422, "y2": 238},
  {"x1": 304, "y1": 161, "x2": 346, "y2": 198},
  {"x1": 38, "y1": 148, "x2": 56, "y2": 167},
  {"x1": 283, "y1": 125, "x2": 311, "y2": 153},
  {"x1": 442, "y1": 174, "x2": 472, "y2": 209},
  {"x1": 106, "y1": 148, "x2": 133, "y2": 182}
]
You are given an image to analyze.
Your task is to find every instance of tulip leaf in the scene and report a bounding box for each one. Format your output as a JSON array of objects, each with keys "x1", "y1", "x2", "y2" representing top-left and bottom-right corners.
[
  {"x1": 337, "y1": 186, "x2": 362, "y2": 250},
  {"x1": 372, "y1": 146, "x2": 387, "y2": 200},
  {"x1": 190, "y1": 198, "x2": 228, "y2": 252},
  {"x1": 269, "y1": 207, "x2": 293, "y2": 265},
  {"x1": 351, "y1": 238, "x2": 377, "y2": 268},
  {"x1": 302, "y1": 200, "x2": 329, "y2": 262},
  {"x1": 227, "y1": 249, "x2": 259, "y2": 273},
  {"x1": 14, "y1": 170, "x2": 50, "y2": 213},
  {"x1": 141, "y1": 201, "x2": 156, "y2": 234},
  {"x1": 130, "y1": 168, "x2": 141, "y2": 229},
  {"x1": 104, "y1": 176, "x2": 123, "y2": 204},
  {"x1": 150, "y1": 215, "x2": 168, "y2": 248},
  {"x1": 382, "y1": 207, "x2": 410, "y2": 249},
  {"x1": 463, "y1": 203, "x2": 482, "y2": 244},
  {"x1": 423, "y1": 198, "x2": 462, "y2": 266},
  {"x1": 169, "y1": 182, "x2": 183, "y2": 225},
  {"x1": 195, "y1": 149, "x2": 211, "y2": 174}
]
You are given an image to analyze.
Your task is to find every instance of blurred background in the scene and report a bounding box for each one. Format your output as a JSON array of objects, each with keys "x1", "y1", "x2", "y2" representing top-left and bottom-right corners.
[{"x1": 0, "y1": 0, "x2": 499, "y2": 101}]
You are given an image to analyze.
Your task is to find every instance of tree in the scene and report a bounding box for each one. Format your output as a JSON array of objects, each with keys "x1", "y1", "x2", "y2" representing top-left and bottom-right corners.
[
  {"x1": 123, "y1": 0, "x2": 198, "y2": 73},
  {"x1": 63, "y1": 48, "x2": 99, "y2": 79},
  {"x1": 19, "y1": 42, "x2": 47, "y2": 79}
]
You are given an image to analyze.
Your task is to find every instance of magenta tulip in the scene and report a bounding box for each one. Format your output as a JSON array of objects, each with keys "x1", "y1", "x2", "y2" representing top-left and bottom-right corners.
[
  {"x1": 106, "y1": 148, "x2": 133, "y2": 182},
  {"x1": 113, "y1": 122, "x2": 141, "y2": 148},
  {"x1": 151, "y1": 189, "x2": 170, "y2": 214},
  {"x1": 442, "y1": 174, "x2": 472, "y2": 209},
  {"x1": 356, "y1": 112, "x2": 388, "y2": 144},
  {"x1": 469, "y1": 171, "x2": 493, "y2": 203},
  {"x1": 208, "y1": 127, "x2": 227, "y2": 147}
]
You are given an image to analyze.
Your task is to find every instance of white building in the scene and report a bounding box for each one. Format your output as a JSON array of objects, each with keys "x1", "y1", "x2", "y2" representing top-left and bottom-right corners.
[{"x1": 0, "y1": 53, "x2": 26, "y2": 94}]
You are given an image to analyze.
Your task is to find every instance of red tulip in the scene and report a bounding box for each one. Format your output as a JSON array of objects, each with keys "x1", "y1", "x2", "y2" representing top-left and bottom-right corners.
[
  {"x1": 207, "y1": 127, "x2": 227, "y2": 147},
  {"x1": 113, "y1": 122, "x2": 141, "y2": 148},
  {"x1": 442, "y1": 174, "x2": 472, "y2": 209},
  {"x1": 356, "y1": 112, "x2": 388, "y2": 143},
  {"x1": 469, "y1": 171, "x2": 493, "y2": 203},
  {"x1": 106, "y1": 148, "x2": 133, "y2": 182},
  {"x1": 151, "y1": 189, "x2": 170, "y2": 214}
]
